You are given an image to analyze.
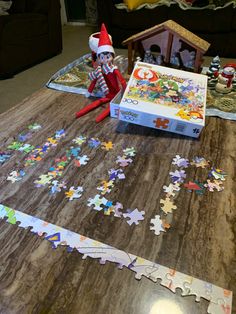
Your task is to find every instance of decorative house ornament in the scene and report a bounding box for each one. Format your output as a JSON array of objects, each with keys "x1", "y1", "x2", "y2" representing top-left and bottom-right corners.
[{"x1": 122, "y1": 20, "x2": 210, "y2": 74}]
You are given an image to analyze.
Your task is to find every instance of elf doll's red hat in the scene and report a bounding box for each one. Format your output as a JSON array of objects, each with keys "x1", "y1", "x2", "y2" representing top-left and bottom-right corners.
[{"x1": 97, "y1": 23, "x2": 114, "y2": 56}]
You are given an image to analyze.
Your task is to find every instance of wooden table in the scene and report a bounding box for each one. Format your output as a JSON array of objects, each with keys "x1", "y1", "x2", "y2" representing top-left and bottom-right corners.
[{"x1": 0, "y1": 88, "x2": 235, "y2": 314}]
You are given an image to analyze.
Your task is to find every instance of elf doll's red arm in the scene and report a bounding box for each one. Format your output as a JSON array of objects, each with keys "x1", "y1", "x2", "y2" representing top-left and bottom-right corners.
[
  {"x1": 87, "y1": 78, "x2": 98, "y2": 94},
  {"x1": 114, "y1": 68, "x2": 127, "y2": 90}
]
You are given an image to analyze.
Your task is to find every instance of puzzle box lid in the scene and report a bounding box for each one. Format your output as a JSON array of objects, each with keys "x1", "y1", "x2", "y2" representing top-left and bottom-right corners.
[{"x1": 120, "y1": 62, "x2": 207, "y2": 126}]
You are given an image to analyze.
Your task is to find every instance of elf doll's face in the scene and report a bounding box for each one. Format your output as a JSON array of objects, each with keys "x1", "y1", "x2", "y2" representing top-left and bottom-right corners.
[{"x1": 98, "y1": 52, "x2": 114, "y2": 65}]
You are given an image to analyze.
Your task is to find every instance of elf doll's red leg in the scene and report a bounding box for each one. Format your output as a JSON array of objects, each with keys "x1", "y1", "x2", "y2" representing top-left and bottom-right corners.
[
  {"x1": 95, "y1": 104, "x2": 110, "y2": 123},
  {"x1": 75, "y1": 97, "x2": 110, "y2": 119}
]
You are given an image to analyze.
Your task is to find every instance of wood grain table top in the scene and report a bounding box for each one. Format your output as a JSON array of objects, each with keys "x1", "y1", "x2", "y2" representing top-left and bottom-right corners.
[{"x1": 0, "y1": 88, "x2": 235, "y2": 314}]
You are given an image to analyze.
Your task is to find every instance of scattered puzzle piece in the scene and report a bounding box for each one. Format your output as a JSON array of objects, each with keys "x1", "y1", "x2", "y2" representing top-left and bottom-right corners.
[
  {"x1": 87, "y1": 194, "x2": 108, "y2": 211},
  {"x1": 7, "y1": 170, "x2": 25, "y2": 183},
  {"x1": 65, "y1": 186, "x2": 83, "y2": 201},
  {"x1": 34, "y1": 174, "x2": 54, "y2": 187},
  {"x1": 72, "y1": 135, "x2": 87, "y2": 145},
  {"x1": 112, "y1": 202, "x2": 123, "y2": 218},
  {"x1": 204, "y1": 180, "x2": 224, "y2": 192},
  {"x1": 55, "y1": 129, "x2": 66, "y2": 139},
  {"x1": 108, "y1": 168, "x2": 125, "y2": 181},
  {"x1": 209, "y1": 168, "x2": 227, "y2": 181},
  {"x1": 76, "y1": 155, "x2": 89, "y2": 165},
  {"x1": 0, "y1": 152, "x2": 11, "y2": 164},
  {"x1": 163, "y1": 183, "x2": 180, "y2": 197},
  {"x1": 169, "y1": 169, "x2": 186, "y2": 183},
  {"x1": 18, "y1": 132, "x2": 32, "y2": 142},
  {"x1": 18, "y1": 143, "x2": 35, "y2": 154},
  {"x1": 123, "y1": 147, "x2": 136, "y2": 157},
  {"x1": 116, "y1": 155, "x2": 133, "y2": 167},
  {"x1": 101, "y1": 141, "x2": 113, "y2": 151},
  {"x1": 88, "y1": 138, "x2": 101, "y2": 148},
  {"x1": 160, "y1": 198, "x2": 177, "y2": 214},
  {"x1": 150, "y1": 215, "x2": 170, "y2": 235},
  {"x1": 7, "y1": 141, "x2": 23, "y2": 150},
  {"x1": 190, "y1": 157, "x2": 210, "y2": 168},
  {"x1": 172, "y1": 155, "x2": 189, "y2": 168},
  {"x1": 123, "y1": 208, "x2": 145, "y2": 226},
  {"x1": 28, "y1": 123, "x2": 42, "y2": 130},
  {"x1": 97, "y1": 180, "x2": 114, "y2": 195},
  {"x1": 70, "y1": 147, "x2": 81, "y2": 157},
  {"x1": 50, "y1": 180, "x2": 67, "y2": 194}
]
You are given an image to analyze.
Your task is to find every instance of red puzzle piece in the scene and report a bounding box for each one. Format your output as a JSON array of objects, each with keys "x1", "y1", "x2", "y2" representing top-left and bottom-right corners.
[{"x1": 153, "y1": 118, "x2": 169, "y2": 129}]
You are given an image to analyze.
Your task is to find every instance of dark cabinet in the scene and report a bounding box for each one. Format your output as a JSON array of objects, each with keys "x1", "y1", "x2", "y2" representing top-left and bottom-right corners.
[{"x1": 65, "y1": 0, "x2": 86, "y2": 22}]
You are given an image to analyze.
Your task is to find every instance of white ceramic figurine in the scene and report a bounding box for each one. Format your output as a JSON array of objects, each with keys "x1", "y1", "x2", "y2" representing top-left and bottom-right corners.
[{"x1": 215, "y1": 64, "x2": 236, "y2": 94}]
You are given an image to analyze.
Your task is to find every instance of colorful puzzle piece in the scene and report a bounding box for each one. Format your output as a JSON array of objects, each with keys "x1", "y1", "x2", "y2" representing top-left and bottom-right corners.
[
  {"x1": 108, "y1": 168, "x2": 125, "y2": 181},
  {"x1": 34, "y1": 174, "x2": 54, "y2": 187},
  {"x1": 28, "y1": 123, "x2": 42, "y2": 130},
  {"x1": 72, "y1": 135, "x2": 87, "y2": 145},
  {"x1": 97, "y1": 180, "x2": 114, "y2": 195},
  {"x1": 204, "y1": 180, "x2": 224, "y2": 192},
  {"x1": 88, "y1": 138, "x2": 101, "y2": 148},
  {"x1": 123, "y1": 147, "x2": 136, "y2": 157},
  {"x1": 209, "y1": 168, "x2": 227, "y2": 181},
  {"x1": 190, "y1": 157, "x2": 210, "y2": 168},
  {"x1": 0, "y1": 152, "x2": 11, "y2": 164},
  {"x1": 76, "y1": 155, "x2": 89, "y2": 166},
  {"x1": 7, "y1": 141, "x2": 23, "y2": 150},
  {"x1": 87, "y1": 194, "x2": 108, "y2": 211},
  {"x1": 65, "y1": 186, "x2": 83, "y2": 201},
  {"x1": 7, "y1": 170, "x2": 25, "y2": 183}
]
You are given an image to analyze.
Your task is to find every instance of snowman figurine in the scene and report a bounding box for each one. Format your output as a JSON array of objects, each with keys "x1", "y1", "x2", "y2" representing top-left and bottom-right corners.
[{"x1": 215, "y1": 64, "x2": 236, "y2": 93}]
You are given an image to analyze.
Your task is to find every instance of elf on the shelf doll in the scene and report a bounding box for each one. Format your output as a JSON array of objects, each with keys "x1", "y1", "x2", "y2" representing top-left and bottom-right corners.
[{"x1": 75, "y1": 23, "x2": 127, "y2": 123}]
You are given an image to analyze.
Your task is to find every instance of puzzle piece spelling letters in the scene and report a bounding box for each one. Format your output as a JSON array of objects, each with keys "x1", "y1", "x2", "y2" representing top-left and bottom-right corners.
[
  {"x1": 123, "y1": 208, "x2": 145, "y2": 226},
  {"x1": 0, "y1": 204, "x2": 232, "y2": 314}
]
